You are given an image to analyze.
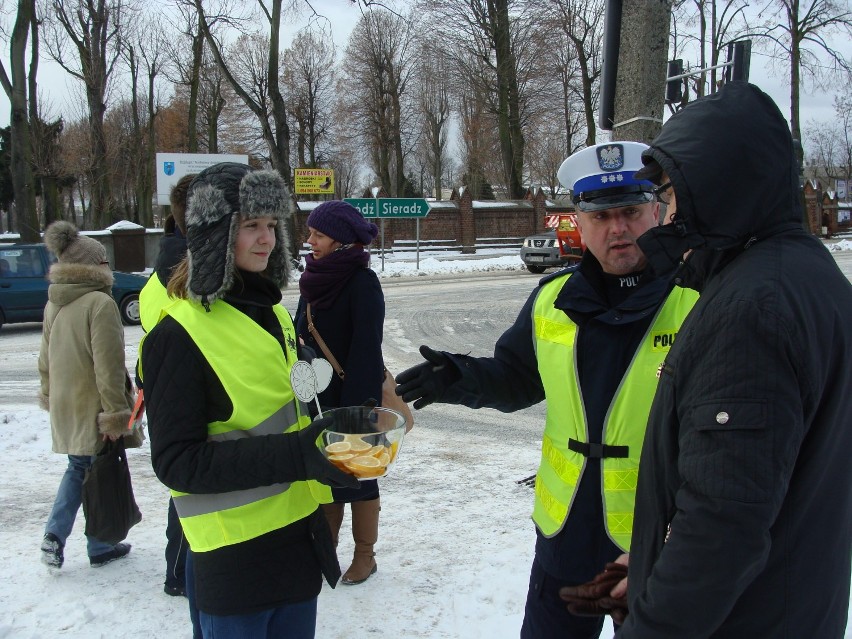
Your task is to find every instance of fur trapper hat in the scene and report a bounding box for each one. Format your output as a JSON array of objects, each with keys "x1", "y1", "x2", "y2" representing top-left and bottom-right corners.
[
  {"x1": 307, "y1": 200, "x2": 379, "y2": 245},
  {"x1": 44, "y1": 221, "x2": 107, "y2": 266},
  {"x1": 184, "y1": 162, "x2": 292, "y2": 307}
]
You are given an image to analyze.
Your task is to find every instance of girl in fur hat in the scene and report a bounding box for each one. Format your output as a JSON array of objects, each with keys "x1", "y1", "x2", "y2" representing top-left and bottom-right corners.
[{"x1": 141, "y1": 163, "x2": 357, "y2": 638}]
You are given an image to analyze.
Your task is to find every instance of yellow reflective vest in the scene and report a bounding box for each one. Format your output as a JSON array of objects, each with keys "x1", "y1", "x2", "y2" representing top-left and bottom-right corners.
[
  {"x1": 139, "y1": 272, "x2": 172, "y2": 333},
  {"x1": 154, "y1": 298, "x2": 331, "y2": 553},
  {"x1": 531, "y1": 275, "x2": 698, "y2": 551}
]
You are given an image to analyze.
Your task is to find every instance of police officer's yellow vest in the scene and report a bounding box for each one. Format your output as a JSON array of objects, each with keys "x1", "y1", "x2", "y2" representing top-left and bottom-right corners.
[
  {"x1": 139, "y1": 273, "x2": 172, "y2": 333},
  {"x1": 158, "y1": 298, "x2": 332, "y2": 553},
  {"x1": 531, "y1": 275, "x2": 697, "y2": 551}
]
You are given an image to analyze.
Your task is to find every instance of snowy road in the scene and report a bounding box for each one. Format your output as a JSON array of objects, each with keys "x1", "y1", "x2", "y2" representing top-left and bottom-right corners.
[{"x1": 0, "y1": 248, "x2": 849, "y2": 638}]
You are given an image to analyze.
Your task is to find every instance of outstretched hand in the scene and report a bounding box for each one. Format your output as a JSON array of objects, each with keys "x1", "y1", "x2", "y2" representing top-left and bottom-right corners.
[{"x1": 395, "y1": 345, "x2": 460, "y2": 410}]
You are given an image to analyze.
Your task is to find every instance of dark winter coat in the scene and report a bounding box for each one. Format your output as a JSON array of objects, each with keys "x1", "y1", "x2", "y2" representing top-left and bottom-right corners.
[
  {"x1": 622, "y1": 82, "x2": 852, "y2": 638},
  {"x1": 141, "y1": 272, "x2": 335, "y2": 616},
  {"x1": 438, "y1": 253, "x2": 678, "y2": 582},
  {"x1": 153, "y1": 230, "x2": 187, "y2": 284},
  {"x1": 295, "y1": 266, "x2": 385, "y2": 502}
]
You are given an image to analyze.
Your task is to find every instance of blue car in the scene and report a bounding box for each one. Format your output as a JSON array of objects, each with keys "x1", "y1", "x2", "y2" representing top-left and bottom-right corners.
[{"x1": 0, "y1": 242, "x2": 147, "y2": 329}]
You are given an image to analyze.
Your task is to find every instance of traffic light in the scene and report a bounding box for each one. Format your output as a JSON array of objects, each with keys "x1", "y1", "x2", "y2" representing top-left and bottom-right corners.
[
  {"x1": 666, "y1": 59, "x2": 683, "y2": 104},
  {"x1": 726, "y1": 41, "x2": 751, "y2": 83}
]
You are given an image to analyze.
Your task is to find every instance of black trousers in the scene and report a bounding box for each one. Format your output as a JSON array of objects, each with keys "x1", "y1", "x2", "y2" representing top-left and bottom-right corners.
[
  {"x1": 165, "y1": 497, "x2": 188, "y2": 588},
  {"x1": 521, "y1": 556, "x2": 614, "y2": 639}
]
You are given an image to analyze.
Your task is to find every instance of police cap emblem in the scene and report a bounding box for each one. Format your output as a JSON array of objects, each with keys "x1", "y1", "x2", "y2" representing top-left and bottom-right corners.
[{"x1": 597, "y1": 145, "x2": 624, "y2": 171}]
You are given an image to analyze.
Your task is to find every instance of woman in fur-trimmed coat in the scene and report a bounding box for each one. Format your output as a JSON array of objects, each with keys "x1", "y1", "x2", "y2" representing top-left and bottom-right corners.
[{"x1": 37, "y1": 221, "x2": 136, "y2": 570}]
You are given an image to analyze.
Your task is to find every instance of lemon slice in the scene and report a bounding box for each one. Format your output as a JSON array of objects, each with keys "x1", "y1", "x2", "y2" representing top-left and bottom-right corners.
[
  {"x1": 346, "y1": 439, "x2": 371, "y2": 454},
  {"x1": 325, "y1": 441, "x2": 352, "y2": 454},
  {"x1": 365, "y1": 445, "x2": 385, "y2": 458},
  {"x1": 377, "y1": 451, "x2": 390, "y2": 466}
]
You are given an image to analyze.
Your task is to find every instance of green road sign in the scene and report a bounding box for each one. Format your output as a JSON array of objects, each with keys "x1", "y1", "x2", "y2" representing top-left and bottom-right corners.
[
  {"x1": 378, "y1": 198, "x2": 430, "y2": 218},
  {"x1": 343, "y1": 198, "x2": 378, "y2": 217}
]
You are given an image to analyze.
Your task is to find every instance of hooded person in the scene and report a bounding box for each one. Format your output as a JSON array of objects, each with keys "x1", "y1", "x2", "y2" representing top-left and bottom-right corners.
[
  {"x1": 140, "y1": 163, "x2": 359, "y2": 638},
  {"x1": 293, "y1": 201, "x2": 386, "y2": 586},
  {"x1": 38, "y1": 221, "x2": 137, "y2": 570},
  {"x1": 610, "y1": 82, "x2": 852, "y2": 637}
]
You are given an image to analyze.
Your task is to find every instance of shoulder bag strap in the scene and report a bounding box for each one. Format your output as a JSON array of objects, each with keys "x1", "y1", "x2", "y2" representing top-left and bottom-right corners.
[{"x1": 306, "y1": 303, "x2": 345, "y2": 380}]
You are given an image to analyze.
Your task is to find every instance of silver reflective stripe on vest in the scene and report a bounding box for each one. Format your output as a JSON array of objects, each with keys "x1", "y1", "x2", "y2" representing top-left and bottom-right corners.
[
  {"x1": 209, "y1": 400, "x2": 300, "y2": 442},
  {"x1": 173, "y1": 401, "x2": 299, "y2": 517},
  {"x1": 173, "y1": 481, "x2": 293, "y2": 518}
]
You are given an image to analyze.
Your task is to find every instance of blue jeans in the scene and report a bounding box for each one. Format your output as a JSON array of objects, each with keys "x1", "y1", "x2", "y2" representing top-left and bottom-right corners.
[
  {"x1": 45, "y1": 454, "x2": 115, "y2": 558},
  {"x1": 198, "y1": 597, "x2": 317, "y2": 639}
]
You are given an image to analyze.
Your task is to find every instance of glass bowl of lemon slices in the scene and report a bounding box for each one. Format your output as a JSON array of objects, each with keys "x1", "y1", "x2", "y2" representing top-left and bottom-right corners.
[{"x1": 319, "y1": 406, "x2": 408, "y2": 480}]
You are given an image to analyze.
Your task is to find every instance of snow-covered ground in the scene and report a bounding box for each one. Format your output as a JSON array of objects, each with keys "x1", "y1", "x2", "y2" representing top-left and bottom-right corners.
[{"x1": 1, "y1": 240, "x2": 850, "y2": 639}]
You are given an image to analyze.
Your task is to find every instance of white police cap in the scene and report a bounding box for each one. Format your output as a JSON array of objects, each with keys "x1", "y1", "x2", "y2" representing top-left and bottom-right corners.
[{"x1": 557, "y1": 142, "x2": 655, "y2": 212}]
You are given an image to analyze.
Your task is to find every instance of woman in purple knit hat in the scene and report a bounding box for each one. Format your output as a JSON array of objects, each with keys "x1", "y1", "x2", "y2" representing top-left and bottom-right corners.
[{"x1": 294, "y1": 200, "x2": 385, "y2": 585}]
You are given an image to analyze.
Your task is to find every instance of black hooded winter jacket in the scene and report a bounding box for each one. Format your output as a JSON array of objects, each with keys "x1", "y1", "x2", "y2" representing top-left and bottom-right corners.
[{"x1": 622, "y1": 83, "x2": 852, "y2": 637}]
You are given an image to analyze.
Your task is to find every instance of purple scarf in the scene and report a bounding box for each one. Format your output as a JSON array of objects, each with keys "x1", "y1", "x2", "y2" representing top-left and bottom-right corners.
[{"x1": 299, "y1": 245, "x2": 370, "y2": 310}]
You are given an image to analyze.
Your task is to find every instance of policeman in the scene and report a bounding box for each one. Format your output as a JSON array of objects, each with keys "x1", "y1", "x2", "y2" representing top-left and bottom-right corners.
[{"x1": 396, "y1": 142, "x2": 698, "y2": 639}]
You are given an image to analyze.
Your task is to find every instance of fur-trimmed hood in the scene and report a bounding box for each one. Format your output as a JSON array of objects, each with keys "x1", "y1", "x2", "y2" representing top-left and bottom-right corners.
[
  {"x1": 184, "y1": 163, "x2": 292, "y2": 309},
  {"x1": 47, "y1": 262, "x2": 113, "y2": 306}
]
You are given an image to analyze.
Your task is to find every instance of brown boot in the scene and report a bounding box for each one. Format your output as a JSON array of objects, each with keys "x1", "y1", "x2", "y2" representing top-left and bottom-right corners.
[
  {"x1": 321, "y1": 502, "x2": 344, "y2": 548},
  {"x1": 341, "y1": 498, "x2": 380, "y2": 585}
]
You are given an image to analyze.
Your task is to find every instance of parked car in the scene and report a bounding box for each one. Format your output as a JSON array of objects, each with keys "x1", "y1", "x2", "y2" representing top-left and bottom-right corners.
[
  {"x1": 0, "y1": 242, "x2": 147, "y2": 329},
  {"x1": 520, "y1": 230, "x2": 563, "y2": 273}
]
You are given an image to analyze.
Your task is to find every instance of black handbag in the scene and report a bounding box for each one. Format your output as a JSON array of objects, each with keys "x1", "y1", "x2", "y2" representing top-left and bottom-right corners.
[{"x1": 82, "y1": 438, "x2": 143, "y2": 545}]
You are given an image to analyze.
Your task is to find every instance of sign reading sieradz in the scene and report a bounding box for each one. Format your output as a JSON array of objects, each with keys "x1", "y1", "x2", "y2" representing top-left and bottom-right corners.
[
  {"x1": 343, "y1": 198, "x2": 430, "y2": 218},
  {"x1": 294, "y1": 168, "x2": 335, "y2": 194}
]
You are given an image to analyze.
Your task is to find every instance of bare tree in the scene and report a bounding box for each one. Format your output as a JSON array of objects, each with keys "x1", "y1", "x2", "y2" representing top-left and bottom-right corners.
[
  {"x1": 537, "y1": 0, "x2": 604, "y2": 147},
  {"x1": 193, "y1": 0, "x2": 292, "y2": 178},
  {"x1": 45, "y1": 0, "x2": 132, "y2": 228},
  {"x1": 166, "y1": 0, "x2": 205, "y2": 152},
  {"x1": 0, "y1": 0, "x2": 39, "y2": 239},
  {"x1": 806, "y1": 85, "x2": 852, "y2": 186},
  {"x1": 423, "y1": 0, "x2": 527, "y2": 197},
  {"x1": 122, "y1": 13, "x2": 165, "y2": 226},
  {"x1": 416, "y1": 42, "x2": 451, "y2": 199},
  {"x1": 282, "y1": 28, "x2": 336, "y2": 168},
  {"x1": 745, "y1": 0, "x2": 852, "y2": 164},
  {"x1": 339, "y1": 9, "x2": 416, "y2": 196}
]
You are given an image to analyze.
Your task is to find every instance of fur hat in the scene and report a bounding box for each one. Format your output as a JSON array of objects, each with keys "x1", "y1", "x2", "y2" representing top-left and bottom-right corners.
[
  {"x1": 307, "y1": 200, "x2": 379, "y2": 245},
  {"x1": 44, "y1": 221, "x2": 107, "y2": 266},
  {"x1": 184, "y1": 162, "x2": 292, "y2": 307}
]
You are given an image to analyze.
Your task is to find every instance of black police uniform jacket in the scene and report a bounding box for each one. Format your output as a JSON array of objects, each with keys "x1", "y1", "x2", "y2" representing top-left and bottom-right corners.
[
  {"x1": 438, "y1": 252, "x2": 678, "y2": 584},
  {"x1": 621, "y1": 82, "x2": 852, "y2": 638}
]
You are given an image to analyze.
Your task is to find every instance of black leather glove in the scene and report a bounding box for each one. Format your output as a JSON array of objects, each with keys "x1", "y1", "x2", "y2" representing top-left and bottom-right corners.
[
  {"x1": 559, "y1": 562, "x2": 628, "y2": 619},
  {"x1": 295, "y1": 415, "x2": 360, "y2": 489},
  {"x1": 394, "y1": 345, "x2": 461, "y2": 410}
]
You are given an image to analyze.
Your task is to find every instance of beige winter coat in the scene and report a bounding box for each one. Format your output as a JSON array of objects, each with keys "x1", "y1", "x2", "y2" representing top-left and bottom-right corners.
[{"x1": 38, "y1": 262, "x2": 135, "y2": 456}]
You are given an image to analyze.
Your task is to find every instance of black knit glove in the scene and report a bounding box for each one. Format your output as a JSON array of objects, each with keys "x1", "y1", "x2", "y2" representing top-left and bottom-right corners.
[
  {"x1": 294, "y1": 416, "x2": 360, "y2": 489},
  {"x1": 395, "y1": 345, "x2": 461, "y2": 409}
]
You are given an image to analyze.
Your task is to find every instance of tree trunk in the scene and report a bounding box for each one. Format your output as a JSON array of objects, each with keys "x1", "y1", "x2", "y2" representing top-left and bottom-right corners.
[
  {"x1": 6, "y1": 0, "x2": 38, "y2": 241},
  {"x1": 489, "y1": 0, "x2": 524, "y2": 198},
  {"x1": 187, "y1": 13, "x2": 203, "y2": 153},
  {"x1": 612, "y1": 0, "x2": 671, "y2": 143}
]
